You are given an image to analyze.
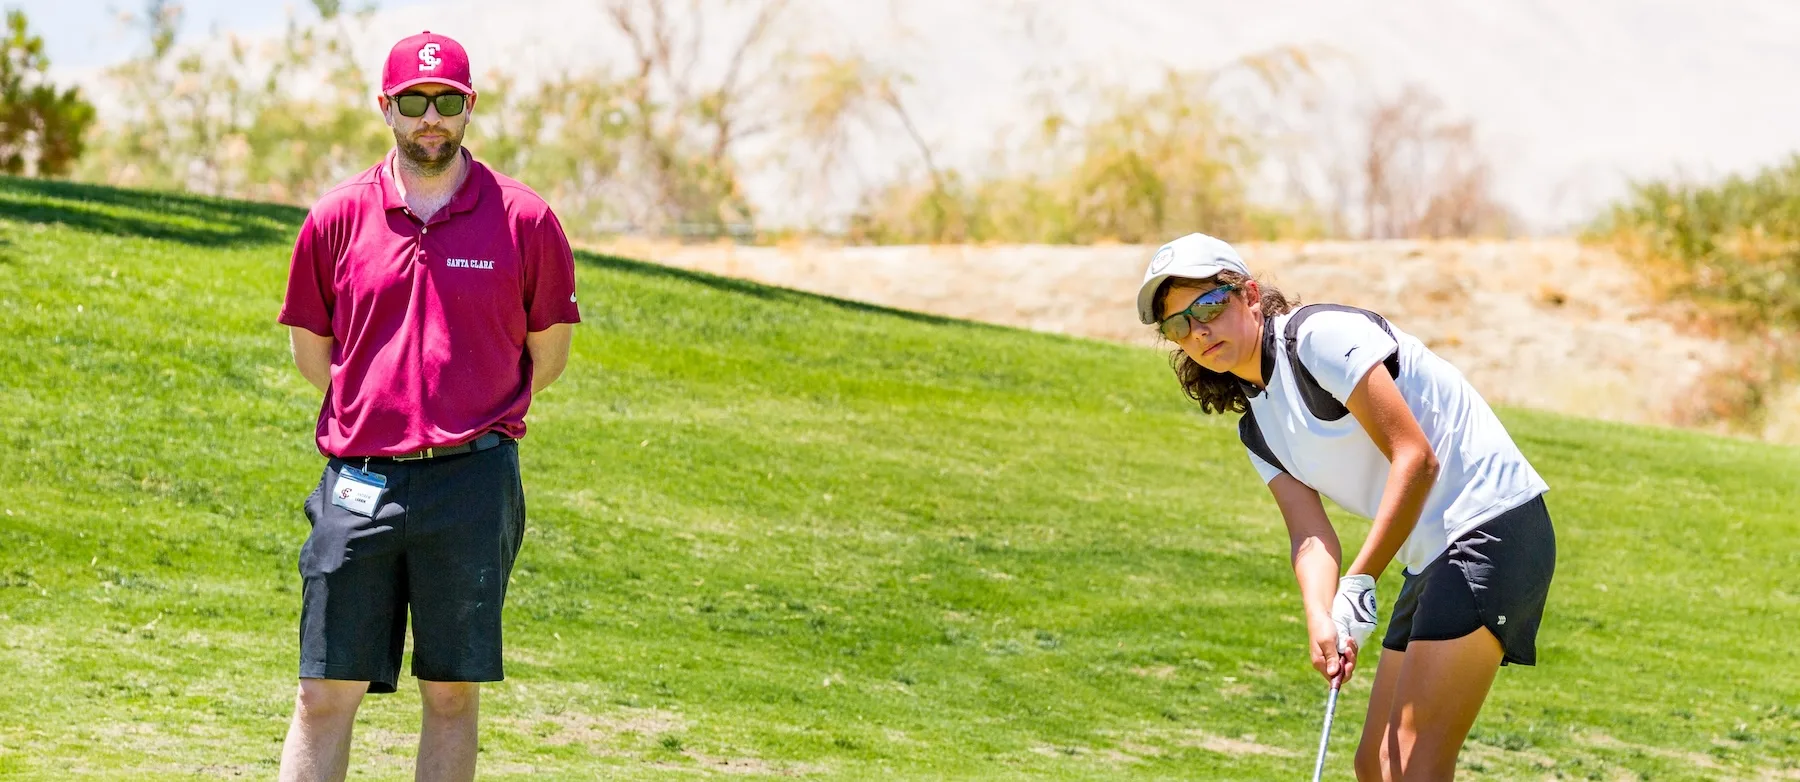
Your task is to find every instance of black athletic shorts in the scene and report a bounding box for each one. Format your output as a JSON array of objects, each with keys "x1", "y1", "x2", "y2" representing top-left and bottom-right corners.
[
  {"x1": 1382, "y1": 494, "x2": 1557, "y2": 666},
  {"x1": 297, "y1": 437, "x2": 525, "y2": 694}
]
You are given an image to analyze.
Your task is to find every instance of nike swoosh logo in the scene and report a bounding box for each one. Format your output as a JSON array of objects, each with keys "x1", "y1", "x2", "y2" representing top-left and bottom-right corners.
[{"x1": 1344, "y1": 347, "x2": 1358, "y2": 358}]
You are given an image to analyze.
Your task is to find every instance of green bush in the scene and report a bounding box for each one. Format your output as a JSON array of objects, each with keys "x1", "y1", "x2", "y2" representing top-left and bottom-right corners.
[
  {"x1": 1588, "y1": 155, "x2": 1800, "y2": 331},
  {"x1": 0, "y1": 9, "x2": 97, "y2": 177}
]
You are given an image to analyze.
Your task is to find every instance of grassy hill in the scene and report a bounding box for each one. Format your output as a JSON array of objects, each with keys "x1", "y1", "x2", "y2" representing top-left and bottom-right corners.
[{"x1": 1, "y1": 175, "x2": 1796, "y2": 780}]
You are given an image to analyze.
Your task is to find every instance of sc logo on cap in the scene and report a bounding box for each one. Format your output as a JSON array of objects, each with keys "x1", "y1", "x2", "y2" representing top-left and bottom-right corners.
[
  {"x1": 1149, "y1": 245, "x2": 1176, "y2": 274},
  {"x1": 419, "y1": 43, "x2": 442, "y2": 71}
]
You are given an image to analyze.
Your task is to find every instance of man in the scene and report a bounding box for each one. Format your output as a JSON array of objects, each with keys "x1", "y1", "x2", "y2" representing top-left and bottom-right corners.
[{"x1": 275, "y1": 30, "x2": 580, "y2": 782}]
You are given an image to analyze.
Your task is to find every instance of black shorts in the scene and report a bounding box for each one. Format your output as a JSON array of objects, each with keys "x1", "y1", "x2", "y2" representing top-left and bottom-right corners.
[
  {"x1": 297, "y1": 438, "x2": 525, "y2": 694},
  {"x1": 1382, "y1": 494, "x2": 1557, "y2": 666}
]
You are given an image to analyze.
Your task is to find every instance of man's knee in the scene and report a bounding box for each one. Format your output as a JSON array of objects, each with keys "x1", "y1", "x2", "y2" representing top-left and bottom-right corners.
[
  {"x1": 294, "y1": 679, "x2": 368, "y2": 720},
  {"x1": 419, "y1": 681, "x2": 480, "y2": 719}
]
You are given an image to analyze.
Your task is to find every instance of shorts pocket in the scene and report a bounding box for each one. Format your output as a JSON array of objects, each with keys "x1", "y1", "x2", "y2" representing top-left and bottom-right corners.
[{"x1": 302, "y1": 462, "x2": 335, "y2": 528}]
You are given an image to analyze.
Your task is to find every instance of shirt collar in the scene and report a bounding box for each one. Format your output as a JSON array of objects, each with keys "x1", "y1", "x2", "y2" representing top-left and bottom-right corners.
[
  {"x1": 377, "y1": 148, "x2": 405, "y2": 211},
  {"x1": 1235, "y1": 315, "x2": 1277, "y2": 398},
  {"x1": 442, "y1": 151, "x2": 488, "y2": 217},
  {"x1": 379, "y1": 147, "x2": 487, "y2": 217}
]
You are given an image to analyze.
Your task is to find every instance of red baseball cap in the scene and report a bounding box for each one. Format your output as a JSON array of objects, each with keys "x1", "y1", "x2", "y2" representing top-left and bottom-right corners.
[{"x1": 382, "y1": 31, "x2": 473, "y2": 94}]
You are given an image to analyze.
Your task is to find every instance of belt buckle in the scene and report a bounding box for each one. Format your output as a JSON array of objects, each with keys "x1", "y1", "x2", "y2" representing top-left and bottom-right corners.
[{"x1": 392, "y1": 447, "x2": 434, "y2": 462}]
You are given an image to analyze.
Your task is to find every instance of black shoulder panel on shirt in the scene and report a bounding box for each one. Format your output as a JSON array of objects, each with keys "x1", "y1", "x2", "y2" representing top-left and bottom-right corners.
[
  {"x1": 1281, "y1": 304, "x2": 1402, "y2": 422},
  {"x1": 1238, "y1": 408, "x2": 1287, "y2": 475}
]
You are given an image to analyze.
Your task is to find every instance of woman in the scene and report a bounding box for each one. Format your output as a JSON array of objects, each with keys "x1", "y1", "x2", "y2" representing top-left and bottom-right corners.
[{"x1": 1136, "y1": 233, "x2": 1556, "y2": 780}]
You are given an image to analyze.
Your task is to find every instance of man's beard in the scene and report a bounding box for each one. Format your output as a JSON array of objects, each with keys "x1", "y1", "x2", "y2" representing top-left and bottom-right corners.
[{"x1": 394, "y1": 125, "x2": 464, "y2": 175}]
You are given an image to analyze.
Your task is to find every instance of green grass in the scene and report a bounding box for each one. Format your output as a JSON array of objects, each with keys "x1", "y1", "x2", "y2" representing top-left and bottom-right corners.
[{"x1": 2, "y1": 174, "x2": 1797, "y2": 779}]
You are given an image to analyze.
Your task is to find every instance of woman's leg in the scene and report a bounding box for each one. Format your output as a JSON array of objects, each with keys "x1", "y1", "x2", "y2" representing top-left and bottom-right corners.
[
  {"x1": 1355, "y1": 648, "x2": 1406, "y2": 781},
  {"x1": 1381, "y1": 626, "x2": 1505, "y2": 781}
]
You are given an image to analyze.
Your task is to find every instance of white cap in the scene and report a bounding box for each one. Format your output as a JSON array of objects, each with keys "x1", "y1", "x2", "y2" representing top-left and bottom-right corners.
[{"x1": 1135, "y1": 233, "x2": 1252, "y2": 324}]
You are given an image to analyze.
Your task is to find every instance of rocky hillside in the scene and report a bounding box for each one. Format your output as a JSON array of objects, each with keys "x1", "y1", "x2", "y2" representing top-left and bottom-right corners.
[{"x1": 599, "y1": 238, "x2": 1800, "y2": 443}]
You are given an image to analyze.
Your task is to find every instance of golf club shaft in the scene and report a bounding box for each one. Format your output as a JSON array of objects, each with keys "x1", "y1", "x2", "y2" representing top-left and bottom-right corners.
[{"x1": 1311, "y1": 682, "x2": 1340, "y2": 782}]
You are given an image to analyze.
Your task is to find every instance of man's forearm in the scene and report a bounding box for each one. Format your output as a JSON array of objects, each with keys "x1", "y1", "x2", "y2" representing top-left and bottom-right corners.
[
  {"x1": 525, "y1": 324, "x2": 574, "y2": 393},
  {"x1": 299, "y1": 366, "x2": 330, "y2": 393},
  {"x1": 530, "y1": 356, "x2": 567, "y2": 393},
  {"x1": 289, "y1": 327, "x2": 334, "y2": 393}
]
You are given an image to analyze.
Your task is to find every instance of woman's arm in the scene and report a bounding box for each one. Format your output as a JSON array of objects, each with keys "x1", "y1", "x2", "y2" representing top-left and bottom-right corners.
[
  {"x1": 1269, "y1": 474, "x2": 1358, "y2": 683},
  {"x1": 1343, "y1": 365, "x2": 1441, "y2": 581}
]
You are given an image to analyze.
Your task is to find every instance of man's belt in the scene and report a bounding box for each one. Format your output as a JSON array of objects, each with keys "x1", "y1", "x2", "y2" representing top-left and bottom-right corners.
[{"x1": 371, "y1": 432, "x2": 510, "y2": 463}]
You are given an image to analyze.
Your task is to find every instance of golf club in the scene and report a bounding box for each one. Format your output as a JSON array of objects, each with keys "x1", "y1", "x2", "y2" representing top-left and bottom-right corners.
[{"x1": 1311, "y1": 677, "x2": 1341, "y2": 782}]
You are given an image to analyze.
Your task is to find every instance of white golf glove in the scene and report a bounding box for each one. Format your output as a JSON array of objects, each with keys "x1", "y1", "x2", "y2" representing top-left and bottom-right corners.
[{"x1": 1331, "y1": 574, "x2": 1378, "y2": 654}]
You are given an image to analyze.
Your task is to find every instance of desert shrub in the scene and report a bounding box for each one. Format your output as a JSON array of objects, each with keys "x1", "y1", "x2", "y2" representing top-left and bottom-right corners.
[
  {"x1": 1588, "y1": 155, "x2": 1800, "y2": 332},
  {"x1": 1588, "y1": 156, "x2": 1800, "y2": 430}
]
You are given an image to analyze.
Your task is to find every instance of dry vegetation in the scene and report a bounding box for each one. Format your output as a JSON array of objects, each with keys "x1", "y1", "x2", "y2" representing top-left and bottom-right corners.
[
  {"x1": 4, "y1": 0, "x2": 1795, "y2": 432},
  {"x1": 1585, "y1": 154, "x2": 1800, "y2": 437},
  {"x1": 47, "y1": 0, "x2": 1512, "y2": 247}
]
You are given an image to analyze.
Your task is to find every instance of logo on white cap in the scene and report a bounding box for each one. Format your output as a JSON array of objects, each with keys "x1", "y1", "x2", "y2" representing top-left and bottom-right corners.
[
  {"x1": 418, "y1": 43, "x2": 442, "y2": 71},
  {"x1": 1149, "y1": 245, "x2": 1176, "y2": 274}
]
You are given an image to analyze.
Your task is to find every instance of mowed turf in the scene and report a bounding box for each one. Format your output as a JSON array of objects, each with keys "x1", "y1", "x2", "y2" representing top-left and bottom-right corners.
[{"x1": 0, "y1": 175, "x2": 1796, "y2": 780}]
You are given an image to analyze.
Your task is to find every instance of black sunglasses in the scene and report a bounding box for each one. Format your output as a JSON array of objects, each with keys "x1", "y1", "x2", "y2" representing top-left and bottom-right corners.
[
  {"x1": 389, "y1": 92, "x2": 468, "y2": 118},
  {"x1": 1157, "y1": 284, "x2": 1237, "y2": 341}
]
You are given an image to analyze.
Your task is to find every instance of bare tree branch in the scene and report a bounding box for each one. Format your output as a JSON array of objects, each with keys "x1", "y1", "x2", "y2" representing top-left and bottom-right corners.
[
  {"x1": 717, "y1": 0, "x2": 786, "y2": 101},
  {"x1": 706, "y1": 0, "x2": 787, "y2": 162},
  {"x1": 880, "y1": 84, "x2": 940, "y2": 187},
  {"x1": 677, "y1": 0, "x2": 703, "y2": 94}
]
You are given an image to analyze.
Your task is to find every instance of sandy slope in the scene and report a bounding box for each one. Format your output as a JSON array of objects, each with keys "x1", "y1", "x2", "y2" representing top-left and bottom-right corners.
[{"x1": 598, "y1": 237, "x2": 1799, "y2": 443}]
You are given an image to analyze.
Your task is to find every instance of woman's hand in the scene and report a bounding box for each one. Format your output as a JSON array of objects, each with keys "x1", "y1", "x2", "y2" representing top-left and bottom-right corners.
[{"x1": 1309, "y1": 611, "x2": 1357, "y2": 685}]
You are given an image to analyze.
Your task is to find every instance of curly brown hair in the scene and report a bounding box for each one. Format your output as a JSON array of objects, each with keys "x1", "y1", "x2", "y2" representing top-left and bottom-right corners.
[{"x1": 1154, "y1": 270, "x2": 1300, "y2": 414}]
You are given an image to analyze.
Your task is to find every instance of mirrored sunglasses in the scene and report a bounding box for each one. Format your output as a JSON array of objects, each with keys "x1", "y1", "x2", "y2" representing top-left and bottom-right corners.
[{"x1": 1157, "y1": 284, "x2": 1237, "y2": 341}]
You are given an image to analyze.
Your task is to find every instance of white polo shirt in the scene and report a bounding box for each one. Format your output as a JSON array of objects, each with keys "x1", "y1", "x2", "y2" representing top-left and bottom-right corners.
[{"x1": 1242, "y1": 306, "x2": 1549, "y2": 575}]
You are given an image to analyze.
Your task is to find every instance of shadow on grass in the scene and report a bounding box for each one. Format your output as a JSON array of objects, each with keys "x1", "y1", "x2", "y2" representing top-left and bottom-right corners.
[
  {"x1": 2, "y1": 174, "x2": 1036, "y2": 339},
  {"x1": 0, "y1": 175, "x2": 304, "y2": 248},
  {"x1": 575, "y1": 249, "x2": 1007, "y2": 332}
]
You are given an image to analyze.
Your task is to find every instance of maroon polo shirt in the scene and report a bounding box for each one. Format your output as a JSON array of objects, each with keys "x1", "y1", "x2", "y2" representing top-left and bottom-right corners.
[{"x1": 279, "y1": 149, "x2": 581, "y2": 458}]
